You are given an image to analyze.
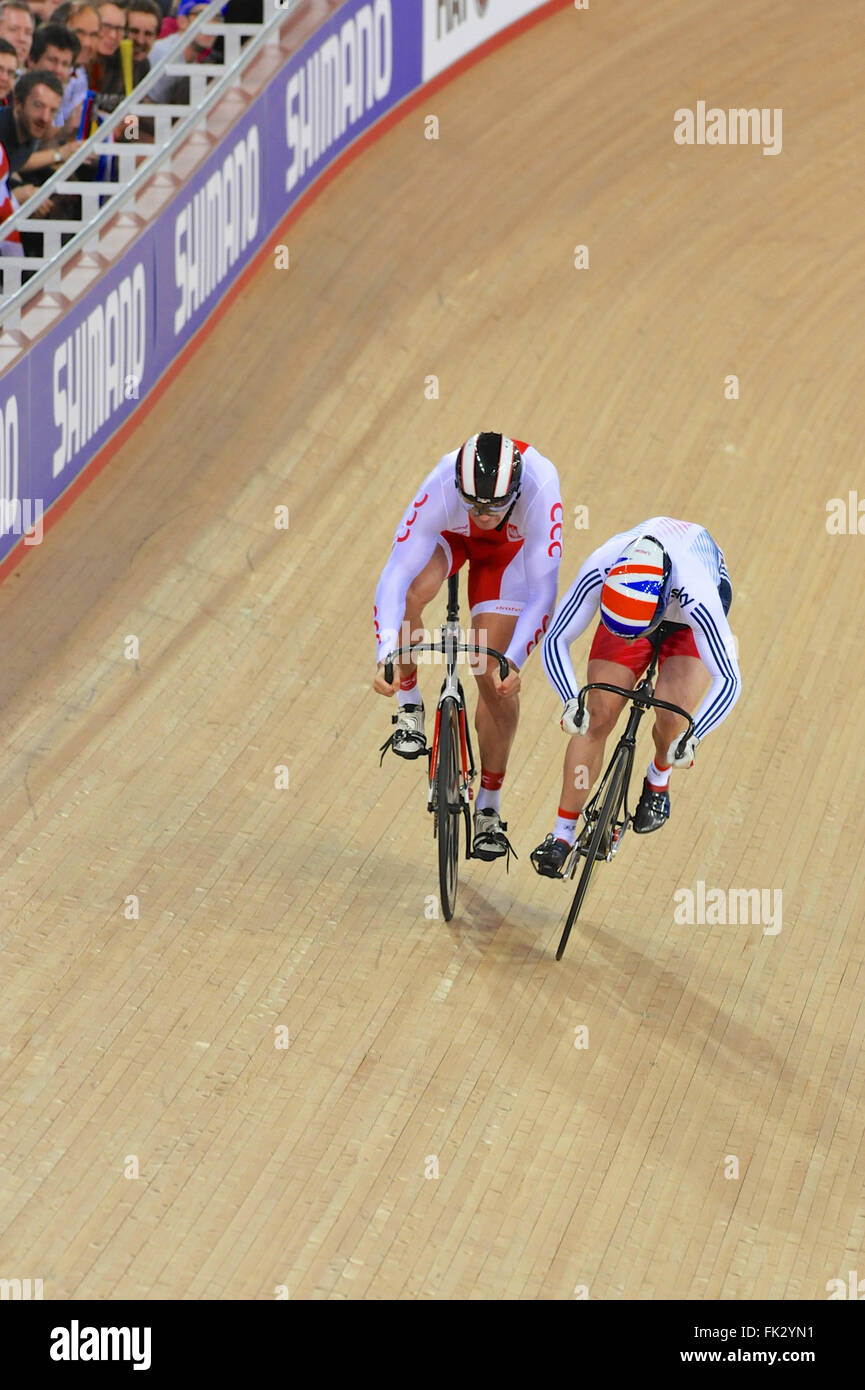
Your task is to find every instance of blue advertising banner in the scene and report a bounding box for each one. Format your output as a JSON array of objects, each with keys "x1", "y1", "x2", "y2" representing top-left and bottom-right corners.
[
  {"x1": 28, "y1": 226, "x2": 157, "y2": 512},
  {"x1": 265, "y1": 0, "x2": 424, "y2": 224},
  {"x1": 0, "y1": 351, "x2": 32, "y2": 565},
  {"x1": 153, "y1": 100, "x2": 269, "y2": 373}
]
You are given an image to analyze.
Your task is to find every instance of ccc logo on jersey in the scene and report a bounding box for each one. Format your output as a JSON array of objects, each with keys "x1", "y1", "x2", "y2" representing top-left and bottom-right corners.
[
  {"x1": 525, "y1": 613, "x2": 550, "y2": 659},
  {"x1": 396, "y1": 493, "x2": 429, "y2": 542},
  {"x1": 548, "y1": 502, "x2": 563, "y2": 558}
]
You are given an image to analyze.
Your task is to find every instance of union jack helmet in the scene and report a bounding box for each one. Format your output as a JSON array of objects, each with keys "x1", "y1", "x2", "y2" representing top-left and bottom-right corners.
[{"x1": 600, "y1": 535, "x2": 672, "y2": 640}]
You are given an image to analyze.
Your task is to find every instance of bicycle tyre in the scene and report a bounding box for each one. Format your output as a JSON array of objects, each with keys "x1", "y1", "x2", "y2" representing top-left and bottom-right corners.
[
  {"x1": 436, "y1": 696, "x2": 461, "y2": 921},
  {"x1": 556, "y1": 744, "x2": 630, "y2": 961}
]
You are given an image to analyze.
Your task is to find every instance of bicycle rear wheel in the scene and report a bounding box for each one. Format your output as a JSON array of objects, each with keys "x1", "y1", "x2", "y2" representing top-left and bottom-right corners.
[
  {"x1": 436, "y1": 696, "x2": 461, "y2": 921},
  {"x1": 556, "y1": 744, "x2": 630, "y2": 961}
]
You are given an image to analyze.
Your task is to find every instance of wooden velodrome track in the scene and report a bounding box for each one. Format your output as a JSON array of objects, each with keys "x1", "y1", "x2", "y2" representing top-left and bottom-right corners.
[{"x1": 1, "y1": 0, "x2": 863, "y2": 1301}]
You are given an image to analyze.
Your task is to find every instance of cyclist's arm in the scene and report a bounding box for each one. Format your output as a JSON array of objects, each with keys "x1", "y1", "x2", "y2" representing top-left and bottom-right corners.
[
  {"x1": 688, "y1": 593, "x2": 742, "y2": 740},
  {"x1": 504, "y1": 481, "x2": 563, "y2": 670},
  {"x1": 373, "y1": 474, "x2": 448, "y2": 663},
  {"x1": 540, "y1": 548, "x2": 609, "y2": 701}
]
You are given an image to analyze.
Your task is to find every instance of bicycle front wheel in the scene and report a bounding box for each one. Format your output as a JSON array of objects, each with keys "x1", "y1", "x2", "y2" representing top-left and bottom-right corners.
[
  {"x1": 436, "y1": 696, "x2": 461, "y2": 921},
  {"x1": 556, "y1": 745, "x2": 630, "y2": 961}
]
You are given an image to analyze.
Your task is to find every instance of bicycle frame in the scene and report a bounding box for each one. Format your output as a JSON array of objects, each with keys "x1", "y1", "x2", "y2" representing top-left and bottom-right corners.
[
  {"x1": 426, "y1": 585, "x2": 476, "y2": 853},
  {"x1": 383, "y1": 575, "x2": 510, "y2": 860},
  {"x1": 567, "y1": 639, "x2": 696, "y2": 871},
  {"x1": 555, "y1": 633, "x2": 697, "y2": 959}
]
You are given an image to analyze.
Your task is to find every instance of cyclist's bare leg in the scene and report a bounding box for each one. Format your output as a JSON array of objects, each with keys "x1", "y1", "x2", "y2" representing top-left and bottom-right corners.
[
  {"x1": 469, "y1": 612, "x2": 519, "y2": 776},
  {"x1": 651, "y1": 656, "x2": 709, "y2": 763},
  {"x1": 376, "y1": 547, "x2": 449, "y2": 756},
  {"x1": 629, "y1": 653, "x2": 710, "y2": 832},
  {"x1": 557, "y1": 660, "x2": 636, "y2": 817},
  {"x1": 397, "y1": 545, "x2": 449, "y2": 687}
]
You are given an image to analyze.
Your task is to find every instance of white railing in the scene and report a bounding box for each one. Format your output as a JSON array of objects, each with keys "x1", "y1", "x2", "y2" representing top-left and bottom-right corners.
[{"x1": 0, "y1": 0, "x2": 297, "y2": 329}]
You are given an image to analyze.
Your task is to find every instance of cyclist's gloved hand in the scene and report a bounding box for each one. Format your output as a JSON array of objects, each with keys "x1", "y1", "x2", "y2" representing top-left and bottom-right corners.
[
  {"x1": 561, "y1": 698, "x2": 589, "y2": 736},
  {"x1": 668, "y1": 733, "x2": 698, "y2": 768}
]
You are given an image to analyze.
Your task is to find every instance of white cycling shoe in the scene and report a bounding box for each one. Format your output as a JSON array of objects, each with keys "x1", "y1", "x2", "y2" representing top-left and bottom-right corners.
[
  {"x1": 472, "y1": 807, "x2": 517, "y2": 867},
  {"x1": 380, "y1": 703, "x2": 427, "y2": 760}
]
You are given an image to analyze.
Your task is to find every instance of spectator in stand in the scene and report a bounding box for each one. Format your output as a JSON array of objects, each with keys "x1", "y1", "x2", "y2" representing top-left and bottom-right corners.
[
  {"x1": 156, "y1": 0, "x2": 180, "y2": 40},
  {"x1": 28, "y1": 23, "x2": 81, "y2": 131},
  {"x1": 0, "y1": 67, "x2": 63, "y2": 168},
  {"x1": 0, "y1": 36, "x2": 17, "y2": 103},
  {"x1": 17, "y1": 32, "x2": 86, "y2": 176},
  {"x1": 158, "y1": 1, "x2": 228, "y2": 47},
  {"x1": 50, "y1": 3, "x2": 99, "y2": 134},
  {"x1": 1, "y1": 68, "x2": 63, "y2": 227},
  {"x1": 90, "y1": 0, "x2": 150, "y2": 113},
  {"x1": 28, "y1": 0, "x2": 59, "y2": 21},
  {"x1": 88, "y1": 0, "x2": 123, "y2": 88},
  {"x1": 0, "y1": 1, "x2": 34, "y2": 70},
  {"x1": 146, "y1": 1, "x2": 219, "y2": 105},
  {"x1": 0, "y1": 71, "x2": 65, "y2": 264},
  {"x1": 127, "y1": 0, "x2": 159, "y2": 65}
]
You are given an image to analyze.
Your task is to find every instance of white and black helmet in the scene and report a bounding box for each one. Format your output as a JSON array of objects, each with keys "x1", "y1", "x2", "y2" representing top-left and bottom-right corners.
[{"x1": 455, "y1": 433, "x2": 523, "y2": 507}]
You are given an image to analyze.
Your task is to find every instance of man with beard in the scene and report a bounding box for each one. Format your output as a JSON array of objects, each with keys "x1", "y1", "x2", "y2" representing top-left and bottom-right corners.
[
  {"x1": 0, "y1": 69, "x2": 63, "y2": 253},
  {"x1": 0, "y1": 67, "x2": 63, "y2": 171}
]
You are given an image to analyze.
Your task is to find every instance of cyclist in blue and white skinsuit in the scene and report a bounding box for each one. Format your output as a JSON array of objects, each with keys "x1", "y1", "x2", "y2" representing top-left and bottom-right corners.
[{"x1": 531, "y1": 516, "x2": 742, "y2": 878}]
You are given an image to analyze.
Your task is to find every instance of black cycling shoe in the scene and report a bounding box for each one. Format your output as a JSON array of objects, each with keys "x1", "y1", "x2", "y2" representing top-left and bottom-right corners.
[
  {"x1": 633, "y1": 778, "x2": 670, "y2": 833},
  {"x1": 530, "y1": 833, "x2": 572, "y2": 879}
]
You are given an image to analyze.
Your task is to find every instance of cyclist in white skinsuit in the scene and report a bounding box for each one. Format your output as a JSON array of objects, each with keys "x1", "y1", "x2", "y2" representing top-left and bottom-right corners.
[
  {"x1": 373, "y1": 433, "x2": 563, "y2": 861},
  {"x1": 531, "y1": 517, "x2": 741, "y2": 878}
]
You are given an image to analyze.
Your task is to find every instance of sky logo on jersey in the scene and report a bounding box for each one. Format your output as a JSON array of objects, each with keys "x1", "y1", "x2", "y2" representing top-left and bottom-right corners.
[
  {"x1": 671, "y1": 585, "x2": 693, "y2": 608},
  {"x1": 600, "y1": 537, "x2": 667, "y2": 638}
]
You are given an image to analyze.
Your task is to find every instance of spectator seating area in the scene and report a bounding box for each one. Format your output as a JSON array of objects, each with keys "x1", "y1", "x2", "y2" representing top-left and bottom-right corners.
[{"x1": 0, "y1": 0, "x2": 265, "y2": 274}]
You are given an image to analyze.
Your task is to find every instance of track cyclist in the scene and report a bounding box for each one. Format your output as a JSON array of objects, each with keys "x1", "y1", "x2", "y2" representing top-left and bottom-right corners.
[
  {"x1": 374, "y1": 433, "x2": 563, "y2": 862},
  {"x1": 531, "y1": 518, "x2": 741, "y2": 878}
]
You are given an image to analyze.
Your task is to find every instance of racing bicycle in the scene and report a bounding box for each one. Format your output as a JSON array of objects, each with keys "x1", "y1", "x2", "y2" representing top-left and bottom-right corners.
[
  {"x1": 382, "y1": 574, "x2": 510, "y2": 922},
  {"x1": 555, "y1": 631, "x2": 694, "y2": 961}
]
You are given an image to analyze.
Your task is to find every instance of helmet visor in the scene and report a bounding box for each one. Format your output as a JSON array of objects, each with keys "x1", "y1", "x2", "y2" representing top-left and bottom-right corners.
[{"x1": 461, "y1": 494, "x2": 514, "y2": 516}]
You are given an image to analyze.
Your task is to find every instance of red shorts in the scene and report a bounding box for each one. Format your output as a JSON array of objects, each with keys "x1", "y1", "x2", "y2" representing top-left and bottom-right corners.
[
  {"x1": 440, "y1": 525, "x2": 526, "y2": 618},
  {"x1": 588, "y1": 621, "x2": 699, "y2": 674}
]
